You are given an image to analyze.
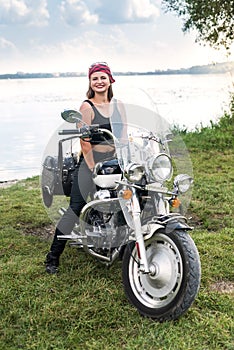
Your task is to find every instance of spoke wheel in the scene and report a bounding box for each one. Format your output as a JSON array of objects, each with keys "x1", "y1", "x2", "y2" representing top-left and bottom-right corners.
[{"x1": 122, "y1": 230, "x2": 201, "y2": 321}]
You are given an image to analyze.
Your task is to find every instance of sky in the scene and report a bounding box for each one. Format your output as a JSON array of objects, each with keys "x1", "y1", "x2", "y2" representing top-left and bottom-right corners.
[{"x1": 0, "y1": 0, "x2": 234, "y2": 74}]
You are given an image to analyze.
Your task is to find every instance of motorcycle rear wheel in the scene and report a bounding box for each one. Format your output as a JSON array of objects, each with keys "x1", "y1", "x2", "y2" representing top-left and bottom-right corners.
[{"x1": 122, "y1": 230, "x2": 201, "y2": 321}]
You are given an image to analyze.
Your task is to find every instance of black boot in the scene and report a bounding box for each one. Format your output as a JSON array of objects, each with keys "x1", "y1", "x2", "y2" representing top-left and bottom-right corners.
[{"x1": 45, "y1": 252, "x2": 60, "y2": 274}]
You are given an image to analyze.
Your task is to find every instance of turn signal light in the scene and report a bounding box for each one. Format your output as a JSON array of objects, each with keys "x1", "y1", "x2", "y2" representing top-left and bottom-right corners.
[
  {"x1": 170, "y1": 198, "x2": 181, "y2": 208},
  {"x1": 120, "y1": 189, "x2": 132, "y2": 200}
]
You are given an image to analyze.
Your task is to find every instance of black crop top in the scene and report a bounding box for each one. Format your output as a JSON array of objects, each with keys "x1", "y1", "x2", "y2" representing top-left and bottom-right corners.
[{"x1": 84, "y1": 99, "x2": 122, "y2": 144}]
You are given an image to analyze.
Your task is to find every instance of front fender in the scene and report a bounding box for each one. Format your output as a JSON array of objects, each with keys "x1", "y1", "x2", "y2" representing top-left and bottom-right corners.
[
  {"x1": 165, "y1": 220, "x2": 193, "y2": 234},
  {"x1": 143, "y1": 223, "x2": 165, "y2": 240},
  {"x1": 143, "y1": 220, "x2": 192, "y2": 241}
]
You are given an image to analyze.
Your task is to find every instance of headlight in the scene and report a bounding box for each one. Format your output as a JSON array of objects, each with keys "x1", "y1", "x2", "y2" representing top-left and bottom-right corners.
[
  {"x1": 174, "y1": 174, "x2": 193, "y2": 193},
  {"x1": 124, "y1": 163, "x2": 145, "y2": 183},
  {"x1": 148, "y1": 153, "x2": 173, "y2": 182}
]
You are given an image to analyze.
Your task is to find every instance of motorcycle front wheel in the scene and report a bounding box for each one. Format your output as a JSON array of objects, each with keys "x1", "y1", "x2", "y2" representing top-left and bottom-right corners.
[{"x1": 122, "y1": 230, "x2": 201, "y2": 321}]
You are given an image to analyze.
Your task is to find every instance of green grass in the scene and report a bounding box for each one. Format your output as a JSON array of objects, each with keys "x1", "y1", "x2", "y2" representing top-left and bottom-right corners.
[{"x1": 0, "y1": 113, "x2": 233, "y2": 349}]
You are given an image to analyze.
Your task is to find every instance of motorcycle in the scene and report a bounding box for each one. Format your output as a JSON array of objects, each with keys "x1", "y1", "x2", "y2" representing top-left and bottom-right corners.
[{"x1": 41, "y1": 102, "x2": 201, "y2": 321}]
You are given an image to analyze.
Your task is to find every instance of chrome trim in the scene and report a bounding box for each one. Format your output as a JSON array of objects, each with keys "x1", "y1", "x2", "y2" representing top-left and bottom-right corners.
[{"x1": 83, "y1": 246, "x2": 120, "y2": 264}]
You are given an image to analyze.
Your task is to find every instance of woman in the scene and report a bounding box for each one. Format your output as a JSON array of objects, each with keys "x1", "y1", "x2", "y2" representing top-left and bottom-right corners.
[{"x1": 45, "y1": 62, "x2": 124, "y2": 274}]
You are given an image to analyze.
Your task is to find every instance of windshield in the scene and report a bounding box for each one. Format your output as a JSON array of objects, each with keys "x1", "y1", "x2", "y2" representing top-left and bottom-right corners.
[
  {"x1": 110, "y1": 102, "x2": 171, "y2": 170},
  {"x1": 110, "y1": 101, "x2": 193, "y2": 188}
]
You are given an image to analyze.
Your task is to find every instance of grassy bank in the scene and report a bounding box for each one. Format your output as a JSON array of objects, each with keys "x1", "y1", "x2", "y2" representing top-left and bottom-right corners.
[{"x1": 0, "y1": 114, "x2": 233, "y2": 349}]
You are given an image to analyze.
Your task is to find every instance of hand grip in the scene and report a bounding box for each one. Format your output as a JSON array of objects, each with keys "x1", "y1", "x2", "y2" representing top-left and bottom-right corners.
[{"x1": 58, "y1": 129, "x2": 82, "y2": 135}]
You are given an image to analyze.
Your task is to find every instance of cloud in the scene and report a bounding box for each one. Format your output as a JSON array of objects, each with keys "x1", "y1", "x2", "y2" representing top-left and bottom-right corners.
[
  {"x1": 60, "y1": 0, "x2": 98, "y2": 26},
  {"x1": 35, "y1": 27, "x2": 134, "y2": 56},
  {"x1": 128, "y1": 0, "x2": 160, "y2": 21},
  {"x1": 0, "y1": 37, "x2": 16, "y2": 51},
  {"x1": 21, "y1": 26, "x2": 141, "y2": 73},
  {"x1": 0, "y1": 0, "x2": 160, "y2": 28},
  {"x1": 0, "y1": 0, "x2": 29, "y2": 23},
  {"x1": 29, "y1": 0, "x2": 50, "y2": 26},
  {"x1": 0, "y1": 0, "x2": 49, "y2": 26},
  {"x1": 58, "y1": 0, "x2": 160, "y2": 26},
  {"x1": 96, "y1": 0, "x2": 160, "y2": 24}
]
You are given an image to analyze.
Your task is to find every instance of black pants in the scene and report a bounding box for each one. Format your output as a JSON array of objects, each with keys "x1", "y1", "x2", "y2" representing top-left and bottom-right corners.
[
  {"x1": 49, "y1": 155, "x2": 92, "y2": 256},
  {"x1": 49, "y1": 151, "x2": 114, "y2": 257}
]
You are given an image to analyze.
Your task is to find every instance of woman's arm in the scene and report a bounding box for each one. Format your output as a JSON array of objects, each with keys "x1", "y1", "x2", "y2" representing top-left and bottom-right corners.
[{"x1": 79, "y1": 102, "x2": 96, "y2": 171}]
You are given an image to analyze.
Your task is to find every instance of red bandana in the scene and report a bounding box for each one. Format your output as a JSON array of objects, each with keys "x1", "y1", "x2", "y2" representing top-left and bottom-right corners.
[{"x1": 88, "y1": 63, "x2": 115, "y2": 83}]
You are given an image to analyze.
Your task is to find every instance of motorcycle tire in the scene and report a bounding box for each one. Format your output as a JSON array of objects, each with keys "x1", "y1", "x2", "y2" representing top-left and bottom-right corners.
[{"x1": 122, "y1": 230, "x2": 201, "y2": 321}]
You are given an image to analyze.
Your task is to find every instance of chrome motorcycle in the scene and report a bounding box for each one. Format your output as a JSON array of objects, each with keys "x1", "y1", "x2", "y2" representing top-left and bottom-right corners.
[{"x1": 41, "y1": 103, "x2": 201, "y2": 321}]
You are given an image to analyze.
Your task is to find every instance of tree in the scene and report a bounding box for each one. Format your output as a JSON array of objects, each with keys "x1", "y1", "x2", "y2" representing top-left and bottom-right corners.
[{"x1": 162, "y1": 0, "x2": 234, "y2": 50}]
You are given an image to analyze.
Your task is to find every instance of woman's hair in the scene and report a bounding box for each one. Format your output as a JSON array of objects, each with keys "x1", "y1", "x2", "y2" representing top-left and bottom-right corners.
[{"x1": 86, "y1": 84, "x2": 113, "y2": 101}]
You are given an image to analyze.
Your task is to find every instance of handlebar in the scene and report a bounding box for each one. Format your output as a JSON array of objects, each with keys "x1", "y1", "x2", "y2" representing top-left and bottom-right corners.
[
  {"x1": 59, "y1": 124, "x2": 101, "y2": 136},
  {"x1": 59, "y1": 129, "x2": 83, "y2": 135}
]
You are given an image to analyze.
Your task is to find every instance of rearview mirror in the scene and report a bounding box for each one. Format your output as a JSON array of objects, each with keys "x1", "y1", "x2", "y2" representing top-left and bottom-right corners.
[{"x1": 61, "y1": 110, "x2": 83, "y2": 123}]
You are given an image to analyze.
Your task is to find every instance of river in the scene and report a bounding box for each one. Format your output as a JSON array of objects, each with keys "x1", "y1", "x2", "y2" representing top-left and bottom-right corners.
[{"x1": 0, "y1": 73, "x2": 232, "y2": 181}]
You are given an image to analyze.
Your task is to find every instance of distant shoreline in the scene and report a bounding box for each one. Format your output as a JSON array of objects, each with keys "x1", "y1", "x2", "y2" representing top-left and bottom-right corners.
[
  {"x1": 1, "y1": 61, "x2": 233, "y2": 80},
  {"x1": 0, "y1": 179, "x2": 19, "y2": 188}
]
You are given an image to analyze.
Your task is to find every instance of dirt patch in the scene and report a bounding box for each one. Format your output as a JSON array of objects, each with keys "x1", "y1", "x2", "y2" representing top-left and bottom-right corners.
[
  {"x1": 187, "y1": 212, "x2": 204, "y2": 228},
  {"x1": 210, "y1": 281, "x2": 234, "y2": 294},
  {"x1": 23, "y1": 224, "x2": 55, "y2": 240}
]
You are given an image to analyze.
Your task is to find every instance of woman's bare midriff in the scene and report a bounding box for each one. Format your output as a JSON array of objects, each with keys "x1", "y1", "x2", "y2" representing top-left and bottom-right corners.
[{"x1": 91, "y1": 144, "x2": 115, "y2": 153}]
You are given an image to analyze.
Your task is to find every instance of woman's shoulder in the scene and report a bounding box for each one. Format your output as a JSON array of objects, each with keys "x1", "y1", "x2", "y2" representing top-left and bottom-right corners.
[{"x1": 80, "y1": 100, "x2": 94, "y2": 111}]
